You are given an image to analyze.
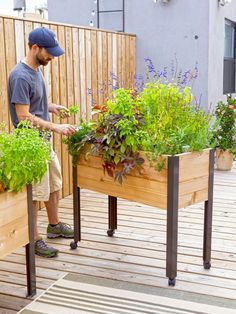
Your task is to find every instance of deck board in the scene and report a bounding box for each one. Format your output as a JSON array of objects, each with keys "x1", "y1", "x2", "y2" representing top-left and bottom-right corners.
[{"x1": 0, "y1": 163, "x2": 236, "y2": 313}]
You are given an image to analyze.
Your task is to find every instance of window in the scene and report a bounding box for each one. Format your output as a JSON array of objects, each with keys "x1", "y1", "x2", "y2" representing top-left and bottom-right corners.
[{"x1": 223, "y1": 19, "x2": 236, "y2": 94}]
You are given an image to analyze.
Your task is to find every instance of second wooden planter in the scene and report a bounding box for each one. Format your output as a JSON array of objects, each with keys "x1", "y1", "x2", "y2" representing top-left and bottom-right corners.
[{"x1": 0, "y1": 186, "x2": 36, "y2": 296}]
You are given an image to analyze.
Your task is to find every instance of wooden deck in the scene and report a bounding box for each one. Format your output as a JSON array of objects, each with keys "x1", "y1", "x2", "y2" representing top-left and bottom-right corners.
[{"x1": 0, "y1": 163, "x2": 236, "y2": 313}]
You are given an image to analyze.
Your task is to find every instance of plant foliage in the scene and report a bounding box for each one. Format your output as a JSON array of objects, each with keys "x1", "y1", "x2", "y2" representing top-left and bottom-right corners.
[
  {"x1": 65, "y1": 82, "x2": 213, "y2": 183},
  {"x1": 137, "y1": 82, "x2": 211, "y2": 156},
  {"x1": 227, "y1": 96, "x2": 236, "y2": 107},
  {"x1": 58, "y1": 104, "x2": 79, "y2": 119},
  {"x1": 212, "y1": 101, "x2": 236, "y2": 156},
  {"x1": 0, "y1": 122, "x2": 50, "y2": 192},
  {"x1": 63, "y1": 120, "x2": 95, "y2": 165}
]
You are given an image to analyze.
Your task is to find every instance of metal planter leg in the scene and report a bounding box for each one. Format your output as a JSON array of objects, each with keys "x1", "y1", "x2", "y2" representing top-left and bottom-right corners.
[
  {"x1": 203, "y1": 149, "x2": 214, "y2": 269},
  {"x1": 26, "y1": 184, "x2": 36, "y2": 297},
  {"x1": 107, "y1": 195, "x2": 117, "y2": 236},
  {"x1": 166, "y1": 156, "x2": 179, "y2": 286},
  {"x1": 71, "y1": 166, "x2": 81, "y2": 249}
]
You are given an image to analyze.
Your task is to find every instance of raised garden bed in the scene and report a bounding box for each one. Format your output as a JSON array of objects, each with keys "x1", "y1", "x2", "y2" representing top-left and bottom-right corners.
[
  {"x1": 0, "y1": 186, "x2": 36, "y2": 296},
  {"x1": 71, "y1": 148, "x2": 214, "y2": 286}
]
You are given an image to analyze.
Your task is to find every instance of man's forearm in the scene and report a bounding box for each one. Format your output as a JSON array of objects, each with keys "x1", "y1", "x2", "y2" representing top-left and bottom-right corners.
[
  {"x1": 32, "y1": 115, "x2": 56, "y2": 131},
  {"x1": 16, "y1": 106, "x2": 76, "y2": 135},
  {"x1": 18, "y1": 112, "x2": 56, "y2": 131}
]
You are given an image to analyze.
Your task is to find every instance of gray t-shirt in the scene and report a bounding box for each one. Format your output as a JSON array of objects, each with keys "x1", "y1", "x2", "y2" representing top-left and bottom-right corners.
[{"x1": 8, "y1": 61, "x2": 50, "y2": 127}]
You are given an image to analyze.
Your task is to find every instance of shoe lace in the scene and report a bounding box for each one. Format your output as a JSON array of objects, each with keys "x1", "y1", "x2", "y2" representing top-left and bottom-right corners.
[
  {"x1": 36, "y1": 239, "x2": 49, "y2": 250},
  {"x1": 59, "y1": 222, "x2": 72, "y2": 232}
]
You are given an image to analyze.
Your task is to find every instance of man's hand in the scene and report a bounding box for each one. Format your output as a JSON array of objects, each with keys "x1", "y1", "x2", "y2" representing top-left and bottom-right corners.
[
  {"x1": 53, "y1": 124, "x2": 76, "y2": 136},
  {"x1": 15, "y1": 104, "x2": 76, "y2": 135},
  {"x1": 49, "y1": 103, "x2": 69, "y2": 118}
]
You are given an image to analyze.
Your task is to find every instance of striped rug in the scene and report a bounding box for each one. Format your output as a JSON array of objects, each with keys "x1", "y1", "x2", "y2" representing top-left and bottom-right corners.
[{"x1": 18, "y1": 273, "x2": 236, "y2": 314}]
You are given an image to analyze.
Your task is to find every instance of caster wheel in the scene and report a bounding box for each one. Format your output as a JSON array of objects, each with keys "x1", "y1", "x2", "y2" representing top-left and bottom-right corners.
[
  {"x1": 107, "y1": 229, "x2": 115, "y2": 237},
  {"x1": 204, "y1": 261, "x2": 211, "y2": 269},
  {"x1": 70, "y1": 241, "x2": 78, "y2": 249},
  {"x1": 168, "y1": 278, "x2": 176, "y2": 286}
]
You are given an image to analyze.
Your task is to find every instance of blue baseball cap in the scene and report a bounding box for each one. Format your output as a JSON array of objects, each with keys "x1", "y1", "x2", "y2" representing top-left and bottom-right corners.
[{"x1": 28, "y1": 27, "x2": 64, "y2": 57}]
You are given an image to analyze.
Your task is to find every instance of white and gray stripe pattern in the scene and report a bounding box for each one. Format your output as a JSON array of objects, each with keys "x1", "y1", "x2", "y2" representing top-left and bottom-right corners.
[{"x1": 18, "y1": 274, "x2": 236, "y2": 314}]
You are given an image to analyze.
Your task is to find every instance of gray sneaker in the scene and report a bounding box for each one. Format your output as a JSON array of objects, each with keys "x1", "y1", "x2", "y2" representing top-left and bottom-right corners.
[
  {"x1": 47, "y1": 222, "x2": 74, "y2": 239},
  {"x1": 35, "y1": 238, "x2": 58, "y2": 258}
]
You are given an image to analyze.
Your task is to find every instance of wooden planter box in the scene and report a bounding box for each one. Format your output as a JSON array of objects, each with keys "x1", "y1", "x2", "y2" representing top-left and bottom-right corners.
[
  {"x1": 72, "y1": 149, "x2": 214, "y2": 286},
  {"x1": 76, "y1": 149, "x2": 212, "y2": 209},
  {"x1": 0, "y1": 186, "x2": 36, "y2": 296}
]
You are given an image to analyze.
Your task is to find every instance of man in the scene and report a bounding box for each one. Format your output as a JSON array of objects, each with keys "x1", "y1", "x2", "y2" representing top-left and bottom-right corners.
[{"x1": 8, "y1": 27, "x2": 76, "y2": 258}]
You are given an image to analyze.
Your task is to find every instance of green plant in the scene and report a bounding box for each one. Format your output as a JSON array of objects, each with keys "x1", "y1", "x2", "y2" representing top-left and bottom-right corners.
[
  {"x1": 59, "y1": 105, "x2": 79, "y2": 119},
  {"x1": 138, "y1": 83, "x2": 211, "y2": 155},
  {"x1": 227, "y1": 96, "x2": 236, "y2": 108},
  {"x1": 63, "y1": 119, "x2": 95, "y2": 165},
  {"x1": 0, "y1": 121, "x2": 50, "y2": 192},
  {"x1": 65, "y1": 83, "x2": 212, "y2": 183},
  {"x1": 92, "y1": 89, "x2": 148, "y2": 183},
  {"x1": 212, "y1": 101, "x2": 236, "y2": 156}
]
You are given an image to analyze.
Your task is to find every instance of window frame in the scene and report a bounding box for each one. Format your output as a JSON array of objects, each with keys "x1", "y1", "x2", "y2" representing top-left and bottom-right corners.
[{"x1": 223, "y1": 19, "x2": 236, "y2": 94}]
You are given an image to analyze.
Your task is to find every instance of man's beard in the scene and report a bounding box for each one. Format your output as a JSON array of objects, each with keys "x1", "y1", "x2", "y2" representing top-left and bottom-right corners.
[{"x1": 36, "y1": 54, "x2": 50, "y2": 66}]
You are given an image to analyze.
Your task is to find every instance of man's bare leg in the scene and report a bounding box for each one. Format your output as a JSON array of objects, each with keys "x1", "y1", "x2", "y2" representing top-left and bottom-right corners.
[
  {"x1": 44, "y1": 190, "x2": 60, "y2": 225},
  {"x1": 45, "y1": 190, "x2": 74, "y2": 239}
]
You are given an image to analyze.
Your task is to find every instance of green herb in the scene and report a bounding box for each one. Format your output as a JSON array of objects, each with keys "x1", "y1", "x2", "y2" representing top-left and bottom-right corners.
[
  {"x1": 138, "y1": 83, "x2": 211, "y2": 154},
  {"x1": 0, "y1": 121, "x2": 50, "y2": 192},
  {"x1": 59, "y1": 104, "x2": 79, "y2": 119},
  {"x1": 68, "y1": 105, "x2": 79, "y2": 115},
  {"x1": 212, "y1": 101, "x2": 236, "y2": 156},
  {"x1": 63, "y1": 119, "x2": 95, "y2": 165},
  {"x1": 227, "y1": 96, "x2": 236, "y2": 107}
]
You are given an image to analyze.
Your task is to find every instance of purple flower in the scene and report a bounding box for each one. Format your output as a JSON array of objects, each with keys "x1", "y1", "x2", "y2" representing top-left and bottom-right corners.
[
  {"x1": 110, "y1": 71, "x2": 120, "y2": 90},
  {"x1": 144, "y1": 57, "x2": 157, "y2": 78},
  {"x1": 110, "y1": 71, "x2": 118, "y2": 80},
  {"x1": 170, "y1": 59, "x2": 175, "y2": 78},
  {"x1": 158, "y1": 66, "x2": 168, "y2": 79},
  {"x1": 134, "y1": 74, "x2": 144, "y2": 91},
  {"x1": 177, "y1": 69, "x2": 183, "y2": 85},
  {"x1": 181, "y1": 70, "x2": 191, "y2": 85},
  {"x1": 192, "y1": 62, "x2": 199, "y2": 79}
]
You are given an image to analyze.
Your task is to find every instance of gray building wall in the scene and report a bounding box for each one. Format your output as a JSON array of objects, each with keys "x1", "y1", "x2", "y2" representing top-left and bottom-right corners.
[
  {"x1": 124, "y1": 0, "x2": 209, "y2": 108},
  {"x1": 48, "y1": 0, "x2": 236, "y2": 109},
  {"x1": 48, "y1": 0, "x2": 95, "y2": 27}
]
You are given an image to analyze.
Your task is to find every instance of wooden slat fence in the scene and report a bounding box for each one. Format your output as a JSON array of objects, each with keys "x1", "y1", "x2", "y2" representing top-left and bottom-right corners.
[{"x1": 0, "y1": 15, "x2": 136, "y2": 198}]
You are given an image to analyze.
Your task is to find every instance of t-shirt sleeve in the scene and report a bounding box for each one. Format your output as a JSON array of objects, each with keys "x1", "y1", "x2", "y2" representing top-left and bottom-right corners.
[{"x1": 9, "y1": 77, "x2": 30, "y2": 105}]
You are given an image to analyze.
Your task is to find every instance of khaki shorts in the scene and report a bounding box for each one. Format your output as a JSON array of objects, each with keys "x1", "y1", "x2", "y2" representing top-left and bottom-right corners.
[{"x1": 32, "y1": 146, "x2": 62, "y2": 202}]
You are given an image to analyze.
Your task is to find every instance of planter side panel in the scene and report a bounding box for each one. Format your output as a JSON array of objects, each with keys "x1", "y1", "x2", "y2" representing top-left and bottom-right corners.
[
  {"x1": 178, "y1": 150, "x2": 210, "y2": 208},
  {"x1": 0, "y1": 188, "x2": 29, "y2": 259},
  {"x1": 78, "y1": 153, "x2": 168, "y2": 182},
  {"x1": 77, "y1": 155, "x2": 168, "y2": 209},
  {"x1": 77, "y1": 149, "x2": 211, "y2": 209}
]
